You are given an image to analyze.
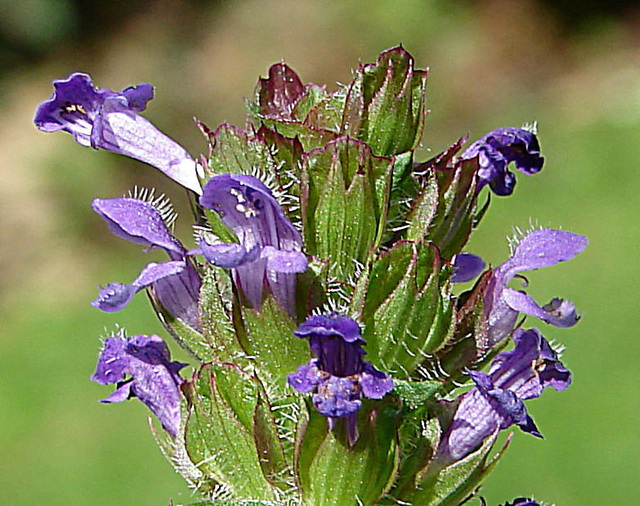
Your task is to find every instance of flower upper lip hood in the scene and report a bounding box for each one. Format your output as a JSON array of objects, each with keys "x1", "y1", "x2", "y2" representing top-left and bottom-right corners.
[{"x1": 34, "y1": 72, "x2": 202, "y2": 194}]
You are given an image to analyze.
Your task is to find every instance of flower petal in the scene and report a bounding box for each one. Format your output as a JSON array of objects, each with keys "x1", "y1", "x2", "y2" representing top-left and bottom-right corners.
[
  {"x1": 94, "y1": 97, "x2": 201, "y2": 194},
  {"x1": 261, "y1": 246, "x2": 308, "y2": 273},
  {"x1": 503, "y1": 289, "x2": 580, "y2": 328},
  {"x1": 451, "y1": 253, "x2": 486, "y2": 283},
  {"x1": 92, "y1": 198, "x2": 184, "y2": 256},
  {"x1": 503, "y1": 229, "x2": 588, "y2": 278},
  {"x1": 198, "y1": 239, "x2": 258, "y2": 268}
]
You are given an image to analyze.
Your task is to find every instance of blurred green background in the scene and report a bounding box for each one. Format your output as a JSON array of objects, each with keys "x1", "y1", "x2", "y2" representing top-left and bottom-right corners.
[{"x1": 1, "y1": 0, "x2": 638, "y2": 504}]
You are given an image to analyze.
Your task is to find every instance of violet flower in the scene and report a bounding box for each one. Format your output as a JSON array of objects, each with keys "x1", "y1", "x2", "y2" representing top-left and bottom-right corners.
[
  {"x1": 461, "y1": 127, "x2": 543, "y2": 196},
  {"x1": 499, "y1": 499, "x2": 540, "y2": 506},
  {"x1": 198, "y1": 174, "x2": 307, "y2": 317},
  {"x1": 434, "y1": 328, "x2": 570, "y2": 467},
  {"x1": 91, "y1": 334, "x2": 186, "y2": 438},
  {"x1": 485, "y1": 228, "x2": 588, "y2": 347},
  {"x1": 34, "y1": 72, "x2": 201, "y2": 194},
  {"x1": 91, "y1": 197, "x2": 201, "y2": 331},
  {"x1": 287, "y1": 313, "x2": 394, "y2": 444},
  {"x1": 451, "y1": 253, "x2": 486, "y2": 283}
]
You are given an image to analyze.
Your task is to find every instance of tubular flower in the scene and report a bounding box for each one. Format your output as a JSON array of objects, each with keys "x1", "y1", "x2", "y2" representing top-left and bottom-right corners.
[
  {"x1": 34, "y1": 72, "x2": 201, "y2": 193},
  {"x1": 484, "y1": 228, "x2": 588, "y2": 347},
  {"x1": 91, "y1": 334, "x2": 187, "y2": 438},
  {"x1": 198, "y1": 173, "x2": 307, "y2": 317},
  {"x1": 461, "y1": 127, "x2": 544, "y2": 196},
  {"x1": 91, "y1": 198, "x2": 201, "y2": 331},
  {"x1": 287, "y1": 313, "x2": 393, "y2": 444},
  {"x1": 434, "y1": 328, "x2": 571, "y2": 467}
]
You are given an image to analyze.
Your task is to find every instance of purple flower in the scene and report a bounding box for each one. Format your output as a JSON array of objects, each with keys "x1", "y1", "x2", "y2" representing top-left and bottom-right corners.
[
  {"x1": 451, "y1": 253, "x2": 486, "y2": 283},
  {"x1": 499, "y1": 499, "x2": 539, "y2": 506},
  {"x1": 91, "y1": 197, "x2": 201, "y2": 330},
  {"x1": 485, "y1": 228, "x2": 588, "y2": 347},
  {"x1": 461, "y1": 127, "x2": 543, "y2": 196},
  {"x1": 287, "y1": 314, "x2": 393, "y2": 444},
  {"x1": 91, "y1": 334, "x2": 187, "y2": 438},
  {"x1": 434, "y1": 328, "x2": 570, "y2": 467},
  {"x1": 198, "y1": 174, "x2": 307, "y2": 317},
  {"x1": 34, "y1": 73, "x2": 201, "y2": 193}
]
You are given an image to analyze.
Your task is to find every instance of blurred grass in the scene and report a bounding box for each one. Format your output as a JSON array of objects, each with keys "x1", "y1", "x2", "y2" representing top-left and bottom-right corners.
[{"x1": 1, "y1": 0, "x2": 638, "y2": 504}]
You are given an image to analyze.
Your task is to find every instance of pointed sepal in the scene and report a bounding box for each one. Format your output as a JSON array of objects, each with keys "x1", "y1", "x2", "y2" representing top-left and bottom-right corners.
[{"x1": 295, "y1": 400, "x2": 400, "y2": 505}]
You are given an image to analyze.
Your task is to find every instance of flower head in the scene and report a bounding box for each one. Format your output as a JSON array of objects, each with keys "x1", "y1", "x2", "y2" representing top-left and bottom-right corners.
[
  {"x1": 434, "y1": 328, "x2": 570, "y2": 466},
  {"x1": 34, "y1": 73, "x2": 201, "y2": 193},
  {"x1": 288, "y1": 314, "x2": 393, "y2": 444},
  {"x1": 91, "y1": 334, "x2": 187, "y2": 438},
  {"x1": 91, "y1": 198, "x2": 201, "y2": 330},
  {"x1": 485, "y1": 228, "x2": 588, "y2": 346},
  {"x1": 198, "y1": 173, "x2": 307, "y2": 317},
  {"x1": 461, "y1": 127, "x2": 543, "y2": 196}
]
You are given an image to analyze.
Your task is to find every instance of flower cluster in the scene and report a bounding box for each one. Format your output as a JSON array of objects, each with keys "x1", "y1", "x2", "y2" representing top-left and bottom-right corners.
[{"x1": 35, "y1": 47, "x2": 587, "y2": 505}]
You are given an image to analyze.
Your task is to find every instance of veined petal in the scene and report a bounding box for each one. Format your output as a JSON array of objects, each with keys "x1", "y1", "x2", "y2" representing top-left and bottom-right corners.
[
  {"x1": 462, "y1": 127, "x2": 544, "y2": 196},
  {"x1": 261, "y1": 246, "x2": 308, "y2": 273},
  {"x1": 34, "y1": 73, "x2": 201, "y2": 193},
  {"x1": 435, "y1": 328, "x2": 570, "y2": 465},
  {"x1": 92, "y1": 198, "x2": 184, "y2": 256},
  {"x1": 200, "y1": 173, "x2": 305, "y2": 315},
  {"x1": 312, "y1": 376, "x2": 362, "y2": 418},
  {"x1": 91, "y1": 282, "x2": 139, "y2": 312},
  {"x1": 289, "y1": 313, "x2": 392, "y2": 435},
  {"x1": 287, "y1": 361, "x2": 324, "y2": 394},
  {"x1": 91, "y1": 261, "x2": 186, "y2": 313},
  {"x1": 485, "y1": 229, "x2": 587, "y2": 344},
  {"x1": 94, "y1": 97, "x2": 201, "y2": 194},
  {"x1": 502, "y1": 229, "x2": 588, "y2": 278},
  {"x1": 33, "y1": 73, "x2": 103, "y2": 144}
]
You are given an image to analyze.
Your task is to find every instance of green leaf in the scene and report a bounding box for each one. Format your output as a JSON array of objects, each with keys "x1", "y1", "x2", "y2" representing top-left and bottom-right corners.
[
  {"x1": 360, "y1": 241, "x2": 454, "y2": 378},
  {"x1": 206, "y1": 124, "x2": 273, "y2": 178},
  {"x1": 384, "y1": 410, "x2": 440, "y2": 503},
  {"x1": 184, "y1": 364, "x2": 276, "y2": 501},
  {"x1": 236, "y1": 294, "x2": 310, "y2": 398},
  {"x1": 424, "y1": 158, "x2": 478, "y2": 260},
  {"x1": 199, "y1": 267, "x2": 246, "y2": 365},
  {"x1": 343, "y1": 46, "x2": 427, "y2": 157},
  {"x1": 301, "y1": 137, "x2": 393, "y2": 281},
  {"x1": 408, "y1": 430, "x2": 508, "y2": 505},
  {"x1": 296, "y1": 402, "x2": 399, "y2": 506}
]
